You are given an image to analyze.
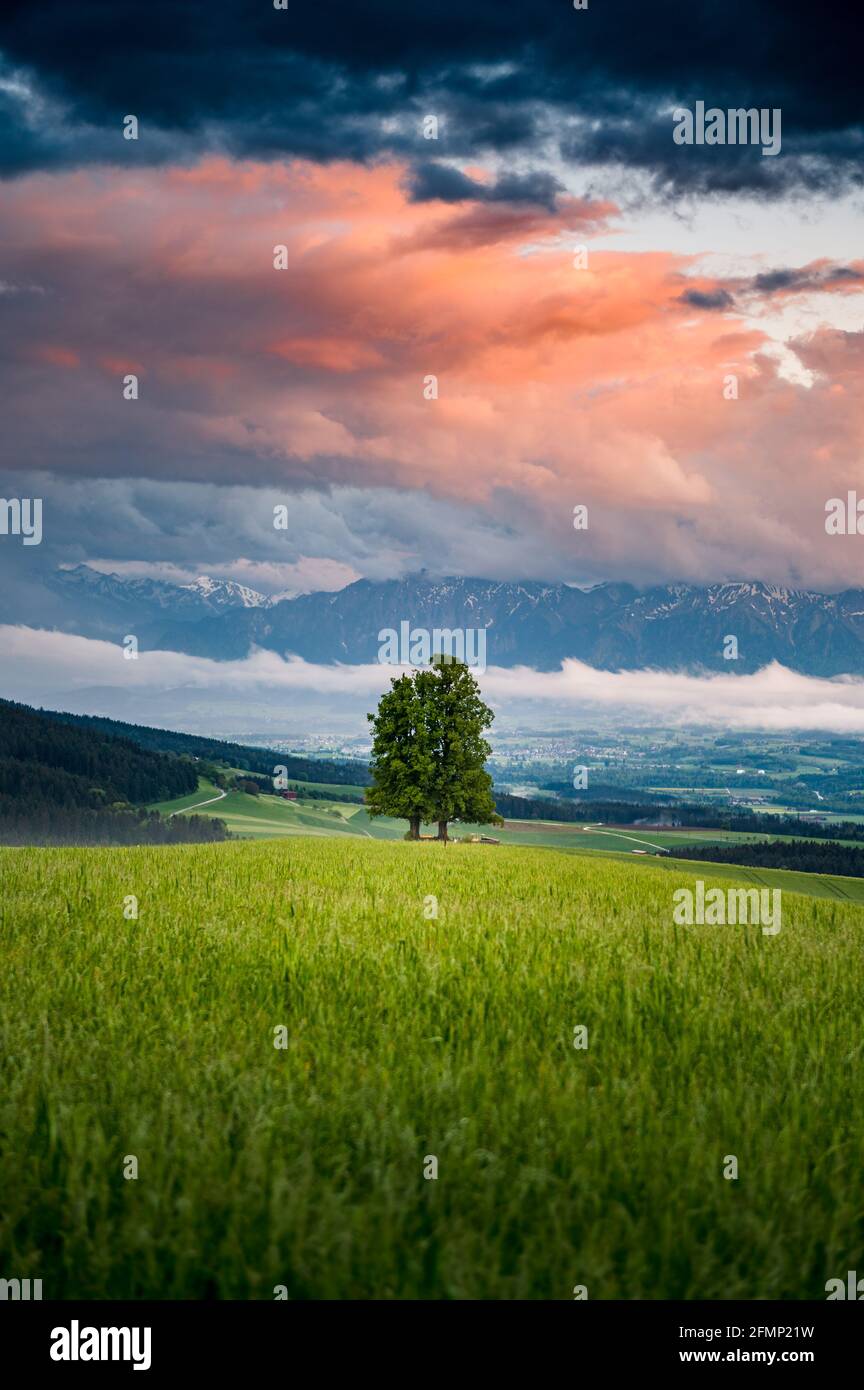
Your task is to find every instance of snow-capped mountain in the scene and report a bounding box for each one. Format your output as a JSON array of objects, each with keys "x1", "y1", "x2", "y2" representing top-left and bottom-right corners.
[
  {"x1": 146, "y1": 576, "x2": 864, "y2": 676},
  {"x1": 51, "y1": 565, "x2": 269, "y2": 611},
  {"x1": 178, "y1": 576, "x2": 270, "y2": 609},
  {"x1": 40, "y1": 564, "x2": 270, "y2": 638},
  {"x1": 28, "y1": 569, "x2": 864, "y2": 675}
]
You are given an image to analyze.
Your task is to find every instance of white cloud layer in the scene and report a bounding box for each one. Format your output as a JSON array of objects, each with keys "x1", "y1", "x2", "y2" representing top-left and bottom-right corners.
[{"x1": 7, "y1": 624, "x2": 864, "y2": 732}]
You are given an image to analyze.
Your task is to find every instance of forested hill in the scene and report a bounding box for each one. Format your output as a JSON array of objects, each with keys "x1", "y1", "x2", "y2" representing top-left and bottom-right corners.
[
  {"x1": 31, "y1": 706, "x2": 372, "y2": 786},
  {"x1": 0, "y1": 699, "x2": 227, "y2": 846},
  {"x1": 0, "y1": 699, "x2": 197, "y2": 801}
]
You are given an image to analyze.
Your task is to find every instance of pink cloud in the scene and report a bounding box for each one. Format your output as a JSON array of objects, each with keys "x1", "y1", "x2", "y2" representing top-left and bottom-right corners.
[{"x1": 1, "y1": 157, "x2": 863, "y2": 585}]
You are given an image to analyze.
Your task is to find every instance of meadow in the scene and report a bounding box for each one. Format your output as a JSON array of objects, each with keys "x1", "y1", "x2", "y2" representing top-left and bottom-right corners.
[
  {"x1": 151, "y1": 777, "x2": 864, "y2": 904},
  {"x1": 1, "y1": 837, "x2": 861, "y2": 1299}
]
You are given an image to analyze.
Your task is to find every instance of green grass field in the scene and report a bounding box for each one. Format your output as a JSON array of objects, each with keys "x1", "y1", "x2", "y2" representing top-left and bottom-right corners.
[
  {"x1": 152, "y1": 779, "x2": 864, "y2": 904},
  {"x1": 1, "y1": 837, "x2": 861, "y2": 1299}
]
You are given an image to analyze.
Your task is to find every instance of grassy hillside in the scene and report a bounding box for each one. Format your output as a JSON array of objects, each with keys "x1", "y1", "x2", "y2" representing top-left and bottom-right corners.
[
  {"x1": 148, "y1": 778, "x2": 226, "y2": 816},
  {"x1": 1, "y1": 837, "x2": 861, "y2": 1299},
  {"x1": 151, "y1": 781, "x2": 386, "y2": 839},
  {"x1": 551, "y1": 843, "x2": 864, "y2": 904}
]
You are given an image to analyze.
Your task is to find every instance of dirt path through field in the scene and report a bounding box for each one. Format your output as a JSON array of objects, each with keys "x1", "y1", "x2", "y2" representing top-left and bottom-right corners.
[
  {"x1": 583, "y1": 823, "x2": 668, "y2": 851},
  {"x1": 169, "y1": 788, "x2": 228, "y2": 818}
]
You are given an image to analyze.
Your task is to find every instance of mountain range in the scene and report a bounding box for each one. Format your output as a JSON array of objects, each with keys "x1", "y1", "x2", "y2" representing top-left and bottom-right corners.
[
  {"x1": 31, "y1": 568, "x2": 864, "y2": 676},
  {"x1": 49, "y1": 564, "x2": 269, "y2": 616}
]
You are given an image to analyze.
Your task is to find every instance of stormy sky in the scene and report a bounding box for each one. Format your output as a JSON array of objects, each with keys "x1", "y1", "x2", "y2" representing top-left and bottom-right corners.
[{"x1": 1, "y1": 0, "x2": 863, "y2": 609}]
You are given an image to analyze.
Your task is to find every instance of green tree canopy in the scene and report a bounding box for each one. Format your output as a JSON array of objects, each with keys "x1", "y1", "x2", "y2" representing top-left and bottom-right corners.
[
  {"x1": 365, "y1": 672, "x2": 436, "y2": 839},
  {"x1": 366, "y1": 659, "x2": 502, "y2": 840}
]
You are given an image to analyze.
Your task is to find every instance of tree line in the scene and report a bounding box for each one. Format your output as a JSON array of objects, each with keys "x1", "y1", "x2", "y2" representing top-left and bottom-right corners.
[
  {"x1": 493, "y1": 792, "x2": 670, "y2": 823},
  {"x1": 504, "y1": 788, "x2": 864, "y2": 844},
  {"x1": 667, "y1": 839, "x2": 864, "y2": 878},
  {"x1": 233, "y1": 773, "x2": 365, "y2": 803},
  {"x1": 0, "y1": 802, "x2": 229, "y2": 847}
]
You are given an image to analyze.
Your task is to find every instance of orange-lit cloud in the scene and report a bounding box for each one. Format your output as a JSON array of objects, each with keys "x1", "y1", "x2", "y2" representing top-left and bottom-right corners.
[{"x1": 1, "y1": 157, "x2": 864, "y2": 586}]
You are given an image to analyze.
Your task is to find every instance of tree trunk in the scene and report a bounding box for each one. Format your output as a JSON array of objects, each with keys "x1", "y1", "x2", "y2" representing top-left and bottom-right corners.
[
  {"x1": 408, "y1": 816, "x2": 421, "y2": 840},
  {"x1": 437, "y1": 820, "x2": 449, "y2": 842}
]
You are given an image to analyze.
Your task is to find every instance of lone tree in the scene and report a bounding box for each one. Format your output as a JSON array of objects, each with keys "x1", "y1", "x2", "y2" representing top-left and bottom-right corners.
[
  {"x1": 365, "y1": 672, "x2": 435, "y2": 839},
  {"x1": 366, "y1": 658, "x2": 502, "y2": 841}
]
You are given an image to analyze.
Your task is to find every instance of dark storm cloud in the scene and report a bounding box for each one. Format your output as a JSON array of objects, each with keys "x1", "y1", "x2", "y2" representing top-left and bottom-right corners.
[
  {"x1": 753, "y1": 265, "x2": 864, "y2": 293},
  {"x1": 677, "y1": 262, "x2": 864, "y2": 312},
  {"x1": 679, "y1": 288, "x2": 735, "y2": 310},
  {"x1": 0, "y1": 0, "x2": 862, "y2": 196},
  {"x1": 406, "y1": 162, "x2": 484, "y2": 203},
  {"x1": 560, "y1": 108, "x2": 864, "y2": 201},
  {"x1": 407, "y1": 162, "x2": 564, "y2": 209},
  {"x1": 0, "y1": 472, "x2": 573, "y2": 628}
]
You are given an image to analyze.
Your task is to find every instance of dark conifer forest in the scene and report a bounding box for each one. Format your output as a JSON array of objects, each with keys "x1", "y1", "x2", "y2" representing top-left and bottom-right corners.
[{"x1": 0, "y1": 700, "x2": 227, "y2": 845}]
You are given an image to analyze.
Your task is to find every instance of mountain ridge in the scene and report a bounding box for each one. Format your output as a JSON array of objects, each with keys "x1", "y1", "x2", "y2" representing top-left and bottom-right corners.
[
  {"x1": 38, "y1": 567, "x2": 864, "y2": 676},
  {"x1": 51, "y1": 564, "x2": 269, "y2": 614}
]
